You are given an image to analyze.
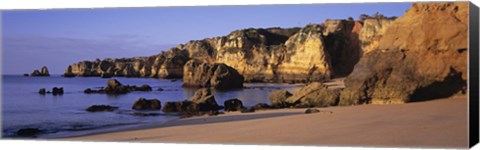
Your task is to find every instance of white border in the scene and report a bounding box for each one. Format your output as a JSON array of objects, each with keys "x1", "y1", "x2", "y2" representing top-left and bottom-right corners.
[{"x1": 0, "y1": 0, "x2": 478, "y2": 150}]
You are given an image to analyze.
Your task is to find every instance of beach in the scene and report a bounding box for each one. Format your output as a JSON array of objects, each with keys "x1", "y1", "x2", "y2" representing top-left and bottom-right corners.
[{"x1": 64, "y1": 96, "x2": 468, "y2": 148}]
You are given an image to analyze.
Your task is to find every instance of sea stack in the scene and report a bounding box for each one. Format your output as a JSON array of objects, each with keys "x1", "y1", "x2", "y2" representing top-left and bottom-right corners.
[{"x1": 30, "y1": 66, "x2": 50, "y2": 76}]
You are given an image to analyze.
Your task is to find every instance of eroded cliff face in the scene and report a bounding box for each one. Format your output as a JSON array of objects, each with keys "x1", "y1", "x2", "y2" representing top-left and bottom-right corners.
[
  {"x1": 64, "y1": 14, "x2": 394, "y2": 83},
  {"x1": 65, "y1": 48, "x2": 189, "y2": 78},
  {"x1": 339, "y1": 2, "x2": 468, "y2": 105},
  {"x1": 359, "y1": 18, "x2": 394, "y2": 54}
]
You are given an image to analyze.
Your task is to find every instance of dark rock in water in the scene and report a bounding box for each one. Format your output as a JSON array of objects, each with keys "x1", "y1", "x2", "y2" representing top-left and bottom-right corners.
[
  {"x1": 224, "y1": 98, "x2": 245, "y2": 112},
  {"x1": 171, "y1": 79, "x2": 178, "y2": 82},
  {"x1": 132, "y1": 98, "x2": 161, "y2": 110},
  {"x1": 31, "y1": 66, "x2": 50, "y2": 76},
  {"x1": 105, "y1": 79, "x2": 129, "y2": 94},
  {"x1": 52, "y1": 87, "x2": 64, "y2": 95},
  {"x1": 38, "y1": 88, "x2": 46, "y2": 95},
  {"x1": 86, "y1": 105, "x2": 118, "y2": 112},
  {"x1": 157, "y1": 88, "x2": 164, "y2": 91},
  {"x1": 131, "y1": 112, "x2": 161, "y2": 116},
  {"x1": 251, "y1": 103, "x2": 272, "y2": 110},
  {"x1": 268, "y1": 90, "x2": 293, "y2": 108},
  {"x1": 162, "y1": 88, "x2": 222, "y2": 115},
  {"x1": 23, "y1": 73, "x2": 29, "y2": 77},
  {"x1": 84, "y1": 79, "x2": 154, "y2": 94},
  {"x1": 84, "y1": 88, "x2": 95, "y2": 94},
  {"x1": 17, "y1": 128, "x2": 41, "y2": 136},
  {"x1": 190, "y1": 88, "x2": 222, "y2": 112},
  {"x1": 305, "y1": 108, "x2": 320, "y2": 114},
  {"x1": 183, "y1": 60, "x2": 244, "y2": 89},
  {"x1": 136, "y1": 84, "x2": 152, "y2": 91}
]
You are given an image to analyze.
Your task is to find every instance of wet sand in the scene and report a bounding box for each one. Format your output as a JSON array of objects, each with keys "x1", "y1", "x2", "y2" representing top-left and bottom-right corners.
[{"x1": 64, "y1": 96, "x2": 468, "y2": 148}]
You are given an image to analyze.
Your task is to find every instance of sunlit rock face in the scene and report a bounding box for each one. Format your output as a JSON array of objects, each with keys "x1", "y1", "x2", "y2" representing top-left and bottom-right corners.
[
  {"x1": 339, "y1": 2, "x2": 468, "y2": 105},
  {"x1": 359, "y1": 18, "x2": 395, "y2": 54},
  {"x1": 66, "y1": 48, "x2": 189, "y2": 78}
]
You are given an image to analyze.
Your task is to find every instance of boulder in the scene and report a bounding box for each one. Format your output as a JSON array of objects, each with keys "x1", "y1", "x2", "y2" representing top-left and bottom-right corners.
[
  {"x1": 52, "y1": 87, "x2": 64, "y2": 95},
  {"x1": 183, "y1": 60, "x2": 244, "y2": 89},
  {"x1": 339, "y1": 2, "x2": 468, "y2": 105},
  {"x1": 131, "y1": 112, "x2": 161, "y2": 116},
  {"x1": 224, "y1": 98, "x2": 245, "y2": 112},
  {"x1": 105, "y1": 79, "x2": 129, "y2": 94},
  {"x1": 286, "y1": 82, "x2": 341, "y2": 107},
  {"x1": 86, "y1": 105, "x2": 118, "y2": 112},
  {"x1": 136, "y1": 84, "x2": 152, "y2": 91},
  {"x1": 38, "y1": 88, "x2": 46, "y2": 95},
  {"x1": 132, "y1": 98, "x2": 161, "y2": 110},
  {"x1": 240, "y1": 107, "x2": 256, "y2": 113},
  {"x1": 268, "y1": 90, "x2": 293, "y2": 108},
  {"x1": 190, "y1": 88, "x2": 222, "y2": 111},
  {"x1": 162, "y1": 101, "x2": 197, "y2": 113},
  {"x1": 251, "y1": 103, "x2": 272, "y2": 110},
  {"x1": 162, "y1": 88, "x2": 222, "y2": 114},
  {"x1": 305, "y1": 108, "x2": 320, "y2": 114},
  {"x1": 17, "y1": 128, "x2": 41, "y2": 136},
  {"x1": 23, "y1": 73, "x2": 29, "y2": 77},
  {"x1": 84, "y1": 80, "x2": 153, "y2": 94}
]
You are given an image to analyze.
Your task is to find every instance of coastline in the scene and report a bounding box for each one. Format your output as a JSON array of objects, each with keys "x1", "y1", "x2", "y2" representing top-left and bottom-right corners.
[{"x1": 63, "y1": 96, "x2": 468, "y2": 148}]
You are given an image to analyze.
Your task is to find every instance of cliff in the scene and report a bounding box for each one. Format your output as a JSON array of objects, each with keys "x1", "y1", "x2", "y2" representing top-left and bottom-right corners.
[
  {"x1": 339, "y1": 2, "x2": 469, "y2": 105},
  {"x1": 64, "y1": 16, "x2": 394, "y2": 83}
]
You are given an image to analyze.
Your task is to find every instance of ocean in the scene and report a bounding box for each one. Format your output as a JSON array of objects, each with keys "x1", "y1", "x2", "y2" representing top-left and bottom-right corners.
[{"x1": 1, "y1": 75, "x2": 302, "y2": 138}]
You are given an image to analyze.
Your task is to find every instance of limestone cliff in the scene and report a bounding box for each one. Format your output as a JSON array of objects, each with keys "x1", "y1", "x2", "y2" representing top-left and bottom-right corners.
[
  {"x1": 65, "y1": 48, "x2": 189, "y2": 78},
  {"x1": 64, "y1": 14, "x2": 394, "y2": 84},
  {"x1": 339, "y1": 2, "x2": 468, "y2": 105}
]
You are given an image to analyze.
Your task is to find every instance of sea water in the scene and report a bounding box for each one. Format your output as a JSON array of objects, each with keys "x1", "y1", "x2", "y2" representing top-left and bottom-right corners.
[{"x1": 1, "y1": 75, "x2": 302, "y2": 138}]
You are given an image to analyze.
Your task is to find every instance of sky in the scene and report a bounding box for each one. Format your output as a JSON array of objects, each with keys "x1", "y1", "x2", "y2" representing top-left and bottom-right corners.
[{"x1": 1, "y1": 2, "x2": 412, "y2": 74}]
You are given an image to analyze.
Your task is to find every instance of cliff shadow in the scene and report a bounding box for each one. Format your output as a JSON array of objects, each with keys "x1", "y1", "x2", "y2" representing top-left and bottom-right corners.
[{"x1": 409, "y1": 68, "x2": 467, "y2": 102}]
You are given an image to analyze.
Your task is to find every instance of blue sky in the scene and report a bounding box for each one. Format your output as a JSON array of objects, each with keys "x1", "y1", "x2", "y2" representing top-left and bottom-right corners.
[{"x1": 2, "y1": 2, "x2": 412, "y2": 74}]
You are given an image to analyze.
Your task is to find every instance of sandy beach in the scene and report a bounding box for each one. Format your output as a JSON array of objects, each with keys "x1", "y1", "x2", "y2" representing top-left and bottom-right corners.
[{"x1": 64, "y1": 96, "x2": 468, "y2": 148}]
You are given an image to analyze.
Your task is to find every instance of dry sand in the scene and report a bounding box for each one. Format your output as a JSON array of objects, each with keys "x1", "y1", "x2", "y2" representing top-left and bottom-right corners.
[{"x1": 64, "y1": 96, "x2": 468, "y2": 148}]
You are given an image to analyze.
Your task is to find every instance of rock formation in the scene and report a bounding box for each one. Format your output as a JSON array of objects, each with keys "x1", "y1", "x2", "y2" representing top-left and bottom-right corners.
[
  {"x1": 52, "y1": 87, "x2": 64, "y2": 95},
  {"x1": 269, "y1": 82, "x2": 341, "y2": 108},
  {"x1": 84, "y1": 79, "x2": 153, "y2": 94},
  {"x1": 162, "y1": 88, "x2": 223, "y2": 115},
  {"x1": 132, "y1": 98, "x2": 161, "y2": 110},
  {"x1": 339, "y1": 2, "x2": 468, "y2": 105},
  {"x1": 86, "y1": 105, "x2": 119, "y2": 112},
  {"x1": 224, "y1": 98, "x2": 245, "y2": 112},
  {"x1": 64, "y1": 48, "x2": 189, "y2": 78},
  {"x1": 268, "y1": 90, "x2": 293, "y2": 108},
  {"x1": 31, "y1": 66, "x2": 50, "y2": 76},
  {"x1": 285, "y1": 82, "x2": 341, "y2": 107},
  {"x1": 183, "y1": 60, "x2": 244, "y2": 89},
  {"x1": 64, "y1": 19, "x2": 393, "y2": 83}
]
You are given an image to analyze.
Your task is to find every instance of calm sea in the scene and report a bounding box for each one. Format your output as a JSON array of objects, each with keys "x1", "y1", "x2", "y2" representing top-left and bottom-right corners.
[{"x1": 1, "y1": 75, "x2": 302, "y2": 138}]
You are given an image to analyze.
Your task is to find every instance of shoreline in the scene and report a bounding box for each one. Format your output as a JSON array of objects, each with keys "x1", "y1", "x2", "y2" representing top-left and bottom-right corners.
[{"x1": 62, "y1": 96, "x2": 468, "y2": 148}]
